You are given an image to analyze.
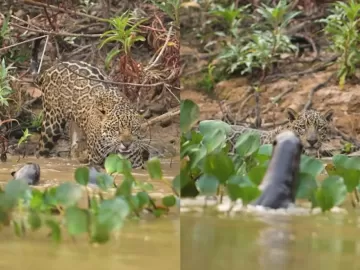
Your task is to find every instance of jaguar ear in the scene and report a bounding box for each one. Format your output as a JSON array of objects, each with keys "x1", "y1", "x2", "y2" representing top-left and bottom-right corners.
[
  {"x1": 286, "y1": 108, "x2": 298, "y2": 122},
  {"x1": 323, "y1": 109, "x2": 334, "y2": 122}
]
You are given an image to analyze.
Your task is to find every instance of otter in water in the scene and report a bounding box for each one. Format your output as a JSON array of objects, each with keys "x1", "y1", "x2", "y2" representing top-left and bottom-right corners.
[
  {"x1": 11, "y1": 163, "x2": 41, "y2": 185},
  {"x1": 252, "y1": 130, "x2": 303, "y2": 209}
]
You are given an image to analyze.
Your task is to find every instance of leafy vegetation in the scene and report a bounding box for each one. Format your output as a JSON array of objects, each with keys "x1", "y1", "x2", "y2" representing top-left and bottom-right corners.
[
  {"x1": 181, "y1": 99, "x2": 358, "y2": 213},
  {"x1": 319, "y1": 0, "x2": 360, "y2": 89},
  {"x1": 0, "y1": 155, "x2": 178, "y2": 243}
]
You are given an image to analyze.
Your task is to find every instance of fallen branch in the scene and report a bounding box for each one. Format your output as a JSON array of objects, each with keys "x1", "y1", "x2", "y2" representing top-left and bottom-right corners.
[{"x1": 142, "y1": 108, "x2": 180, "y2": 128}]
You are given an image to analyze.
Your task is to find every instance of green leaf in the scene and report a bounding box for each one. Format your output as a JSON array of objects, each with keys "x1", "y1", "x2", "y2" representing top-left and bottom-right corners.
[
  {"x1": 115, "y1": 176, "x2": 133, "y2": 198},
  {"x1": 315, "y1": 175, "x2": 347, "y2": 212},
  {"x1": 65, "y1": 206, "x2": 90, "y2": 236},
  {"x1": 96, "y1": 173, "x2": 114, "y2": 191},
  {"x1": 180, "y1": 99, "x2": 200, "y2": 133},
  {"x1": 55, "y1": 182, "x2": 83, "y2": 207},
  {"x1": 28, "y1": 210, "x2": 42, "y2": 231},
  {"x1": 74, "y1": 167, "x2": 89, "y2": 186},
  {"x1": 203, "y1": 152, "x2": 234, "y2": 184},
  {"x1": 227, "y1": 175, "x2": 261, "y2": 204},
  {"x1": 300, "y1": 155, "x2": 324, "y2": 177},
  {"x1": 172, "y1": 174, "x2": 180, "y2": 196},
  {"x1": 5, "y1": 179, "x2": 29, "y2": 201},
  {"x1": 235, "y1": 131, "x2": 261, "y2": 157},
  {"x1": 105, "y1": 48, "x2": 120, "y2": 69},
  {"x1": 195, "y1": 174, "x2": 219, "y2": 196},
  {"x1": 46, "y1": 219, "x2": 61, "y2": 243},
  {"x1": 248, "y1": 165, "x2": 267, "y2": 186},
  {"x1": 91, "y1": 222, "x2": 110, "y2": 244},
  {"x1": 332, "y1": 154, "x2": 348, "y2": 168},
  {"x1": 296, "y1": 173, "x2": 318, "y2": 200},
  {"x1": 162, "y1": 195, "x2": 176, "y2": 207},
  {"x1": 198, "y1": 120, "x2": 232, "y2": 136},
  {"x1": 97, "y1": 198, "x2": 130, "y2": 231},
  {"x1": 30, "y1": 189, "x2": 44, "y2": 210},
  {"x1": 116, "y1": 158, "x2": 132, "y2": 174},
  {"x1": 104, "y1": 154, "x2": 121, "y2": 174},
  {"x1": 202, "y1": 129, "x2": 227, "y2": 153},
  {"x1": 147, "y1": 157, "x2": 163, "y2": 180},
  {"x1": 136, "y1": 192, "x2": 150, "y2": 208}
]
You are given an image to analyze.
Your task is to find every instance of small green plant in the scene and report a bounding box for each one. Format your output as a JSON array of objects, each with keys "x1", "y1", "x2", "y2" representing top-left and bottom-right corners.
[
  {"x1": 180, "y1": 99, "x2": 356, "y2": 213},
  {"x1": 217, "y1": 0, "x2": 299, "y2": 76},
  {"x1": 17, "y1": 128, "x2": 31, "y2": 147},
  {"x1": 209, "y1": 3, "x2": 250, "y2": 37},
  {"x1": 99, "y1": 11, "x2": 148, "y2": 69},
  {"x1": 319, "y1": 0, "x2": 360, "y2": 89},
  {"x1": 151, "y1": 0, "x2": 181, "y2": 27},
  {"x1": 0, "y1": 58, "x2": 14, "y2": 106},
  {"x1": 0, "y1": 155, "x2": 178, "y2": 243},
  {"x1": 197, "y1": 64, "x2": 217, "y2": 92}
]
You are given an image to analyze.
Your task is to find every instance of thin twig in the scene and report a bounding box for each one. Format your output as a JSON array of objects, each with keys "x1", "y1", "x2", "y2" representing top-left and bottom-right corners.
[
  {"x1": 37, "y1": 35, "x2": 49, "y2": 74},
  {"x1": 21, "y1": 0, "x2": 106, "y2": 22},
  {"x1": 145, "y1": 24, "x2": 174, "y2": 71},
  {"x1": 10, "y1": 23, "x2": 103, "y2": 38},
  {"x1": 0, "y1": 35, "x2": 47, "y2": 52}
]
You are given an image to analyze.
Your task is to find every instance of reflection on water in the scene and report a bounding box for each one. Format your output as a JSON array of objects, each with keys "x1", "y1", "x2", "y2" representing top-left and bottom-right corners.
[
  {"x1": 181, "y1": 212, "x2": 360, "y2": 270},
  {"x1": 0, "y1": 218, "x2": 180, "y2": 270},
  {"x1": 0, "y1": 156, "x2": 180, "y2": 270}
]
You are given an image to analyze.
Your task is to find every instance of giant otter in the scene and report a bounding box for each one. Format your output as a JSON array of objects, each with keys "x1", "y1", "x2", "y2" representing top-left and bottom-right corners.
[{"x1": 252, "y1": 130, "x2": 303, "y2": 209}]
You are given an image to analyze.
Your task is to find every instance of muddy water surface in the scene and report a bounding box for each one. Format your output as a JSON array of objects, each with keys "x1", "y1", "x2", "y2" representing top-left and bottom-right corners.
[
  {"x1": 0, "y1": 156, "x2": 180, "y2": 270},
  {"x1": 181, "y1": 211, "x2": 360, "y2": 270}
]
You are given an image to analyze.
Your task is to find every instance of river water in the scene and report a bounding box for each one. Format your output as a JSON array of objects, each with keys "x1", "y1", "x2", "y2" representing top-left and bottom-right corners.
[{"x1": 0, "y1": 155, "x2": 180, "y2": 270}]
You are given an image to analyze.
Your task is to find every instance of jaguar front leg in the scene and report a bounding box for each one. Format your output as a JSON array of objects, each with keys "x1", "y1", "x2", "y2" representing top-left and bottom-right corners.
[{"x1": 36, "y1": 111, "x2": 65, "y2": 158}]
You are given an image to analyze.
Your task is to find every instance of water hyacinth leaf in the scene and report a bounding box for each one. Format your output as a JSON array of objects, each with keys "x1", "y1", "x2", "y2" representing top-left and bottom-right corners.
[
  {"x1": 344, "y1": 156, "x2": 360, "y2": 170},
  {"x1": 55, "y1": 182, "x2": 83, "y2": 207},
  {"x1": 195, "y1": 174, "x2": 219, "y2": 196},
  {"x1": 65, "y1": 206, "x2": 90, "y2": 236},
  {"x1": 74, "y1": 167, "x2": 89, "y2": 186},
  {"x1": 315, "y1": 175, "x2": 347, "y2": 212},
  {"x1": 104, "y1": 154, "x2": 121, "y2": 174},
  {"x1": 202, "y1": 129, "x2": 227, "y2": 153},
  {"x1": 30, "y1": 189, "x2": 44, "y2": 210},
  {"x1": 257, "y1": 144, "x2": 273, "y2": 156},
  {"x1": 235, "y1": 131, "x2": 261, "y2": 157},
  {"x1": 248, "y1": 165, "x2": 267, "y2": 186},
  {"x1": 162, "y1": 195, "x2": 176, "y2": 207},
  {"x1": 198, "y1": 120, "x2": 232, "y2": 136},
  {"x1": 136, "y1": 191, "x2": 150, "y2": 208},
  {"x1": 5, "y1": 179, "x2": 29, "y2": 201},
  {"x1": 147, "y1": 157, "x2": 163, "y2": 180},
  {"x1": 129, "y1": 195, "x2": 140, "y2": 211},
  {"x1": 189, "y1": 146, "x2": 207, "y2": 169},
  {"x1": 138, "y1": 182, "x2": 154, "y2": 192},
  {"x1": 203, "y1": 152, "x2": 234, "y2": 184},
  {"x1": 96, "y1": 173, "x2": 114, "y2": 191},
  {"x1": 91, "y1": 222, "x2": 110, "y2": 244},
  {"x1": 97, "y1": 198, "x2": 130, "y2": 231},
  {"x1": 28, "y1": 210, "x2": 42, "y2": 231},
  {"x1": 115, "y1": 176, "x2": 133, "y2": 198},
  {"x1": 227, "y1": 175, "x2": 261, "y2": 204},
  {"x1": 46, "y1": 219, "x2": 61, "y2": 243},
  {"x1": 332, "y1": 154, "x2": 348, "y2": 169},
  {"x1": 296, "y1": 173, "x2": 318, "y2": 200},
  {"x1": 116, "y1": 158, "x2": 132, "y2": 174},
  {"x1": 180, "y1": 99, "x2": 200, "y2": 133},
  {"x1": 341, "y1": 169, "x2": 360, "y2": 192},
  {"x1": 13, "y1": 220, "x2": 25, "y2": 238},
  {"x1": 300, "y1": 155, "x2": 324, "y2": 177},
  {"x1": 172, "y1": 174, "x2": 180, "y2": 196}
]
